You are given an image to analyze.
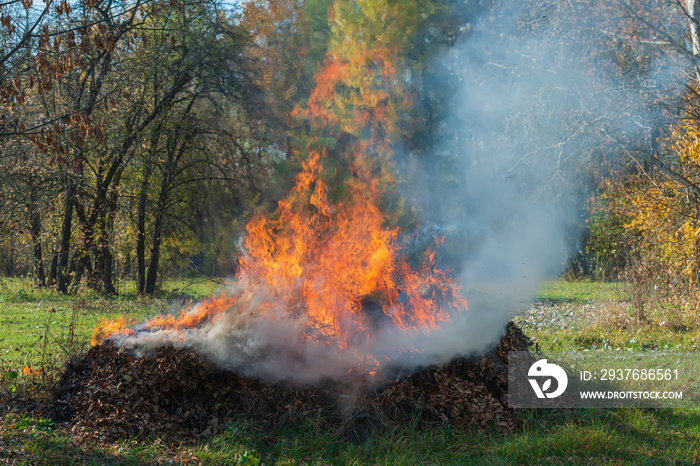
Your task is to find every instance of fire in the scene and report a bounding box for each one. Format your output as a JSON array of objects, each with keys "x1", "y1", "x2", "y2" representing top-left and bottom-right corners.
[
  {"x1": 91, "y1": 25, "x2": 469, "y2": 374},
  {"x1": 91, "y1": 317, "x2": 133, "y2": 347},
  {"x1": 238, "y1": 146, "x2": 466, "y2": 350},
  {"x1": 90, "y1": 297, "x2": 231, "y2": 347}
]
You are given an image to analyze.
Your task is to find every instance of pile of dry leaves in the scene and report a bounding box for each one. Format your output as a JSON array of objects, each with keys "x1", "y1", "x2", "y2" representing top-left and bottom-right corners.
[{"x1": 40, "y1": 322, "x2": 530, "y2": 443}]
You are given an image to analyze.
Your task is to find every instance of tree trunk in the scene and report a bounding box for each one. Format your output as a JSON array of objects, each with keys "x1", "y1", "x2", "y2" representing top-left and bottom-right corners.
[
  {"x1": 688, "y1": 0, "x2": 700, "y2": 84},
  {"x1": 48, "y1": 252, "x2": 57, "y2": 286},
  {"x1": 145, "y1": 163, "x2": 171, "y2": 295},
  {"x1": 145, "y1": 210, "x2": 164, "y2": 295},
  {"x1": 137, "y1": 124, "x2": 160, "y2": 293},
  {"x1": 136, "y1": 178, "x2": 149, "y2": 293},
  {"x1": 56, "y1": 185, "x2": 74, "y2": 293},
  {"x1": 29, "y1": 203, "x2": 46, "y2": 287},
  {"x1": 101, "y1": 245, "x2": 116, "y2": 294},
  {"x1": 3, "y1": 236, "x2": 15, "y2": 276},
  {"x1": 69, "y1": 248, "x2": 93, "y2": 294},
  {"x1": 100, "y1": 189, "x2": 120, "y2": 295}
]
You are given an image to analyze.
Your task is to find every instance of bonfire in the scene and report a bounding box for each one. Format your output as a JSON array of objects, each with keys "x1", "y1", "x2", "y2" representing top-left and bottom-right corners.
[
  {"x1": 43, "y1": 138, "x2": 531, "y2": 443},
  {"x1": 90, "y1": 146, "x2": 470, "y2": 381},
  {"x1": 45, "y1": 32, "x2": 531, "y2": 443}
]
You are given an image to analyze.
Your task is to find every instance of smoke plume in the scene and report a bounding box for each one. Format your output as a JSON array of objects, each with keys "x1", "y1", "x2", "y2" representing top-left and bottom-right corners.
[{"x1": 395, "y1": 0, "x2": 686, "y2": 365}]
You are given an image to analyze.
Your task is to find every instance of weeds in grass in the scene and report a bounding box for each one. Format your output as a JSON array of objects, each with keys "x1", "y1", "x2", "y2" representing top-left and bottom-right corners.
[
  {"x1": 13, "y1": 416, "x2": 57, "y2": 433},
  {"x1": 1, "y1": 368, "x2": 19, "y2": 395}
]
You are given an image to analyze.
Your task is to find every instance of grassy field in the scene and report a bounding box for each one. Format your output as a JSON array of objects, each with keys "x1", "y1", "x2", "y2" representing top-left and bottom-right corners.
[
  {"x1": 1, "y1": 278, "x2": 699, "y2": 465},
  {"x1": 0, "y1": 278, "x2": 225, "y2": 373},
  {"x1": 517, "y1": 280, "x2": 700, "y2": 353}
]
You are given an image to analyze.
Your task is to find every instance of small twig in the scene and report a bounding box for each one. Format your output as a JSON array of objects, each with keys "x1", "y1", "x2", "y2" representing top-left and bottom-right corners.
[{"x1": 44, "y1": 325, "x2": 71, "y2": 358}]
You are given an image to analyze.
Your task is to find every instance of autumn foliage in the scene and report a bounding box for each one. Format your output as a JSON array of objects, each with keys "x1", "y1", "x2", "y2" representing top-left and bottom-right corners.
[{"x1": 590, "y1": 82, "x2": 700, "y2": 309}]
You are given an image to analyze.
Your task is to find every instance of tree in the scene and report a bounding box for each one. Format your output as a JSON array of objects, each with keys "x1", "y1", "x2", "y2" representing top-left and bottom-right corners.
[
  {"x1": 585, "y1": 0, "x2": 700, "y2": 304},
  {"x1": 687, "y1": 0, "x2": 700, "y2": 79},
  {"x1": 0, "y1": 0, "x2": 269, "y2": 294}
]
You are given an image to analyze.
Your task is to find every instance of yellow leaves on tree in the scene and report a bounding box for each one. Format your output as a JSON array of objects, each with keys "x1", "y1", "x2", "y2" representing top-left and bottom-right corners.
[{"x1": 619, "y1": 108, "x2": 700, "y2": 292}]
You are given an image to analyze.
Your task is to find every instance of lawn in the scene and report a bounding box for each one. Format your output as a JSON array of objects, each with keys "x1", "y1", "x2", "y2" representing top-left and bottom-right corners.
[{"x1": 1, "y1": 278, "x2": 699, "y2": 465}]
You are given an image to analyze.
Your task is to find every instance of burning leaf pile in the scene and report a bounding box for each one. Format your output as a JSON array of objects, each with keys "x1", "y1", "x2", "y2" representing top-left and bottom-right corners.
[
  {"x1": 43, "y1": 323, "x2": 529, "y2": 443},
  {"x1": 46, "y1": 343, "x2": 338, "y2": 443}
]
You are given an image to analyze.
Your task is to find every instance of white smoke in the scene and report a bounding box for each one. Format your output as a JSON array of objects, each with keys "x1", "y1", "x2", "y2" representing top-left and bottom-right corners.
[{"x1": 393, "y1": 0, "x2": 687, "y2": 366}]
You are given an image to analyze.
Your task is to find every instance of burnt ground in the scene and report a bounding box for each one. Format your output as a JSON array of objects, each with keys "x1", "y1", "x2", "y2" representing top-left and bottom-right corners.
[{"x1": 5, "y1": 323, "x2": 532, "y2": 445}]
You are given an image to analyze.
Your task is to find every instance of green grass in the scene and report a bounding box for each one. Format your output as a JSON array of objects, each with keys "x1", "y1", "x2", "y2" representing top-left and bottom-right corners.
[
  {"x1": 532, "y1": 325, "x2": 700, "y2": 353},
  {"x1": 2, "y1": 278, "x2": 700, "y2": 464},
  {"x1": 0, "y1": 277, "x2": 224, "y2": 373},
  {"x1": 518, "y1": 280, "x2": 700, "y2": 353},
  {"x1": 0, "y1": 276, "x2": 226, "y2": 302},
  {"x1": 3, "y1": 409, "x2": 699, "y2": 465},
  {"x1": 196, "y1": 409, "x2": 700, "y2": 465},
  {"x1": 536, "y1": 279, "x2": 629, "y2": 303}
]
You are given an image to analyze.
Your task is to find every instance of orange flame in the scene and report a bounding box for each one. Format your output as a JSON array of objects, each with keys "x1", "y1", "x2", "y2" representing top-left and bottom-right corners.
[
  {"x1": 91, "y1": 317, "x2": 134, "y2": 347},
  {"x1": 91, "y1": 144, "x2": 468, "y2": 360},
  {"x1": 237, "y1": 145, "x2": 466, "y2": 350},
  {"x1": 90, "y1": 296, "x2": 235, "y2": 347}
]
